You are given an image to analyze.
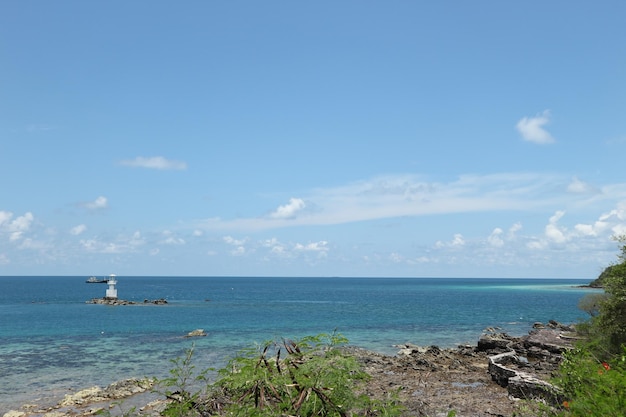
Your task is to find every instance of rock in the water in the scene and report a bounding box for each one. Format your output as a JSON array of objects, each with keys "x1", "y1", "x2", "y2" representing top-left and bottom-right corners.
[{"x1": 185, "y1": 329, "x2": 207, "y2": 337}]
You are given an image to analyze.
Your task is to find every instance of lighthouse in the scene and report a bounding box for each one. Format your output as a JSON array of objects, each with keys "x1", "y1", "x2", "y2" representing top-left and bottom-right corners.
[{"x1": 105, "y1": 274, "x2": 118, "y2": 299}]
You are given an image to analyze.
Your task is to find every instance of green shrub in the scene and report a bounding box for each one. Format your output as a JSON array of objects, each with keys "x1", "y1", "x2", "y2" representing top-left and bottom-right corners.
[
  {"x1": 213, "y1": 332, "x2": 403, "y2": 417},
  {"x1": 156, "y1": 332, "x2": 403, "y2": 417},
  {"x1": 552, "y1": 346, "x2": 626, "y2": 416},
  {"x1": 548, "y1": 236, "x2": 626, "y2": 416},
  {"x1": 155, "y1": 344, "x2": 212, "y2": 417}
]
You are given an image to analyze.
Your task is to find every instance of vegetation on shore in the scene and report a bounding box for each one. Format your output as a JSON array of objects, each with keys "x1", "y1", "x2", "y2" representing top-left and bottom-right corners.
[
  {"x1": 545, "y1": 236, "x2": 626, "y2": 416},
  {"x1": 151, "y1": 331, "x2": 405, "y2": 417}
]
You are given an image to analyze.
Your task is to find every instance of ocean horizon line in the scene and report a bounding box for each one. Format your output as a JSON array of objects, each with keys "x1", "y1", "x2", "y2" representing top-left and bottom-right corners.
[{"x1": 0, "y1": 275, "x2": 594, "y2": 280}]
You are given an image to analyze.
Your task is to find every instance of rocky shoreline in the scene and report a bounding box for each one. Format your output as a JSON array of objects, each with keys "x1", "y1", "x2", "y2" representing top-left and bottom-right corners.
[{"x1": 3, "y1": 322, "x2": 575, "y2": 417}]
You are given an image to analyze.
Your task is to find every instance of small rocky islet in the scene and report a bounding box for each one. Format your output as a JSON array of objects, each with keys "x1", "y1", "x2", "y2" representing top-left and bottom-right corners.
[
  {"x1": 86, "y1": 297, "x2": 169, "y2": 306},
  {"x1": 3, "y1": 321, "x2": 574, "y2": 417}
]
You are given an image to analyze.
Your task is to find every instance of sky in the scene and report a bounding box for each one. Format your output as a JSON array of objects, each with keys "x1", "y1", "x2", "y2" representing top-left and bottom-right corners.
[{"x1": 1, "y1": 1, "x2": 625, "y2": 278}]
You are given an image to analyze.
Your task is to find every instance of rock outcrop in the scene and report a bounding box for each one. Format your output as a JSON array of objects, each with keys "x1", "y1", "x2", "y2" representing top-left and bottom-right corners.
[
  {"x1": 58, "y1": 378, "x2": 155, "y2": 407},
  {"x1": 185, "y1": 329, "x2": 208, "y2": 338},
  {"x1": 478, "y1": 321, "x2": 574, "y2": 405}
]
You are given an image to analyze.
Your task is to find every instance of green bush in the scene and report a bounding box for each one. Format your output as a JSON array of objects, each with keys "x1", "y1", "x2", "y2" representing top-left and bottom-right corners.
[
  {"x1": 158, "y1": 332, "x2": 404, "y2": 417},
  {"x1": 213, "y1": 332, "x2": 403, "y2": 417},
  {"x1": 547, "y1": 236, "x2": 626, "y2": 416},
  {"x1": 552, "y1": 346, "x2": 626, "y2": 416},
  {"x1": 156, "y1": 344, "x2": 211, "y2": 417}
]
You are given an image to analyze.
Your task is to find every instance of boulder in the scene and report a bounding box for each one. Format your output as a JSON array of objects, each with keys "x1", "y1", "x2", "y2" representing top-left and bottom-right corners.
[{"x1": 477, "y1": 333, "x2": 516, "y2": 352}]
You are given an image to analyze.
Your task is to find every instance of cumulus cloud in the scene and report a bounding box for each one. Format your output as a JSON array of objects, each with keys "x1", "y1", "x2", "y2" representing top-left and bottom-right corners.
[
  {"x1": 120, "y1": 156, "x2": 187, "y2": 170},
  {"x1": 575, "y1": 207, "x2": 626, "y2": 237},
  {"x1": 161, "y1": 230, "x2": 186, "y2": 245},
  {"x1": 516, "y1": 110, "x2": 555, "y2": 144},
  {"x1": 84, "y1": 196, "x2": 108, "y2": 210},
  {"x1": 0, "y1": 211, "x2": 12, "y2": 226},
  {"x1": 2, "y1": 212, "x2": 35, "y2": 241},
  {"x1": 70, "y1": 224, "x2": 87, "y2": 235},
  {"x1": 261, "y1": 238, "x2": 288, "y2": 256},
  {"x1": 545, "y1": 210, "x2": 567, "y2": 243},
  {"x1": 223, "y1": 235, "x2": 248, "y2": 256},
  {"x1": 436, "y1": 234, "x2": 465, "y2": 248},
  {"x1": 294, "y1": 241, "x2": 329, "y2": 252},
  {"x1": 79, "y1": 231, "x2": 145, "y2": 254},
  {"x1": 574, "y1": 221, "x2": 608, "y2": 237},
  {"x1": 488, "y1": 228, "x2": 504, "y2": 247},
  {"x1": 270, "y1": 198, "x2": 306, "y2": 219},
  {"x1": 389, "y1": 252, "x2": 403, "y2": 263},
  {"x1": 223, "y1": 236, "x2": 248, "y2": 246},
  {"x1": 508, "y1": 222, "x2": 522, "y2": 237}
]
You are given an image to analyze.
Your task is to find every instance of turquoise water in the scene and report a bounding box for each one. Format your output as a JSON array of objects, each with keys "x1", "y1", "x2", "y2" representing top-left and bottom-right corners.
[{"x1": 0, "y1": 276, "x2": 596, "y2": 411}]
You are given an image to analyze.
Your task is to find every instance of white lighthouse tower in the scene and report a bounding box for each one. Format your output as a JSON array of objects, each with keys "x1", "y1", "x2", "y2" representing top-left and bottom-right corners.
[{"x1": 105, "y1": 274, "x2": 118, "y2": 299}]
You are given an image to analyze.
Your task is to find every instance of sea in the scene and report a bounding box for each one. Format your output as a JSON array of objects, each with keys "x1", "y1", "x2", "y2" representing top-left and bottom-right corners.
[{"x1": 0, "y1": 276, "x2": 598, "y2": 412}]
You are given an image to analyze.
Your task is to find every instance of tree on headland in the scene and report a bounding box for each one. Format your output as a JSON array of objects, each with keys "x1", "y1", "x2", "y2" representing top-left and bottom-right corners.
[{"x1": 591, "y1": 236, "x2": 626, "y2": 353}]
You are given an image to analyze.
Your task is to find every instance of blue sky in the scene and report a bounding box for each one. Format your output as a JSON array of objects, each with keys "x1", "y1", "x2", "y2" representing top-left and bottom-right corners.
[{"x1": 1, "y1": 1, "x2": 625, "y2": 278}]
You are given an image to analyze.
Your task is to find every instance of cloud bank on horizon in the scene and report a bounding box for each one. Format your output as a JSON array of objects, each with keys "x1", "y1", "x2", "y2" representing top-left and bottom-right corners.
[{"x1": 1, "y1": 2, "x2": 625, "y2": 278}]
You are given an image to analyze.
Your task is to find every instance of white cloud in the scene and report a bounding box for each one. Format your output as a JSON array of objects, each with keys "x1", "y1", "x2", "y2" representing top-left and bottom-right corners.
[
  {"x1": 80, "y1": 239, "x2": 123, "y2": 254},
  {"x1": 574, "y1": 222, "x2": 607, "y2": 237},
  {"x1": 223, "y1": 235, "x2": 248, "y2": 256},
  {"x1": 488, "y1": 228, "x2": 504, "y2": 247},
  {"x1": 223, "y1": 236, "x2": 248, "y2": 246},
  {"x1": 389, "y1": 252, "x2": 403, "y2": 263},
  {"x1": 231, "y1": 246, "x2": 246, "y2": 256},
  {"x1": 508, "y1": 222, "x2": 522, "y2": 238},
  {"x1": 84, "y1": 196, "x2": 108, "y2": 210},
  {"x1": 567, "y1": 177, "x2": 598, "y2": 194},
  {"x1": 78, "y1": 231, "x2": 145, "y2": 254},
  {"x1": 436, "y1": 234, "x2": 465, "y2": 248},
  {"x1": 451, "y1": 234, "x2": 465, "y2": 246},
  {"x1": 270, "y1": 198, "x2": 306, "y2": 219},
  {"x1": 161, "y1": 230, "x2": 185, "y2": 245},
  {"x1": 261, "y1": 238, "x2": 288, "y2": 256},
  {"x1": 516, "y1": 110, "x2": 555, "y2": 144},
  {"x1": 4, "y1": 212, "x2": 34, "y2": 241},
  {"x1": 70, "y1": 224, "x2": 87, "y2": 235},
  {"x1": 199, "y1": 172, "x2": 599, "y2": 233},
  {"x1": 0, "y1": 211, "x2": 12, "y2": 226},
  {"x1": 294, "y1": 241, "x2": 329, "y2": 252},
  {"x1": 545, "y1": 210, "x2": 567, "y2": 243},
  {"x1": 575, "y1": 207, "x2": 626, "y2": 237},
  {"x1": 120, "y1": 156, "x2": 187, "y2": 170}
]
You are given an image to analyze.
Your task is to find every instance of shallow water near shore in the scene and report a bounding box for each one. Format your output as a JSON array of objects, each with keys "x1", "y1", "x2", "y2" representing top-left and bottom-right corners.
[{"x1": 0, "y1": 276, "x2": 596, "y2": 412}]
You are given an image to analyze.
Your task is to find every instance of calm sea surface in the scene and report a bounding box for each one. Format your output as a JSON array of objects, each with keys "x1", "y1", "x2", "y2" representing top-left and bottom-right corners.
[{"x1": 0, "y1": 276, "x2": 596, "y2": 412}]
